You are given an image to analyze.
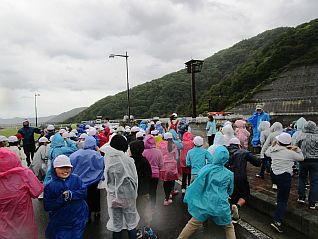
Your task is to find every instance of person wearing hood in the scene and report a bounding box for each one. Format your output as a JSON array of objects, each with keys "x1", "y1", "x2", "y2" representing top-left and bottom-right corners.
[
  {"x1": 43, "y1": 133, "x2": 78, "y2": 186},
  {"x1": 143, "y1": 135, "x2": 163, "y2": 212},
  {"x1": 139, "y1": 120, "x2": 148, "y2": 133},
  {"x1": 178, "y1": 146, "x2": 236, "y2": 239},
  {"x1": 291, "y1": 117, "x2": 307, "y2": 146},
  {"x1": 295, "y1": 121, "x2": 318, "y2": 209},
  {"x1": 222, "y1": 124, "x2": 235, "y2": 147},
  {"x1": 0, "y1": 148, "x2": 44, "y2": 239},
  {"x1": 207, "y1": 132, "x2": 225, "y2": 156},
  {"x1": 256, "y1": 121, "x2": 271, "y2": 179},
  {"x1": 130, "y1": 140, "x2": 155, "y2": 239},
  {"x1": 248, "y1": 105, "x2": 270, "y2": 153},
  {"x1": 30, "y1": 137, "x2": 49, "y2": 183},
  {"x1": 226, "y1": 137, "x2": 261, "y2": 223},
  {"x1": 155, "y1": 121, "x2": 165, "y2": 135},
  {"x1": 178, "y1": 117, "x2": 189, "y2": 140},
  {"x1": 44, "y1": 155, "x2": 89, "y2": 239},
  {"x1": 45, "y1": 125, "x2": 56, "y2": 140},
  {"x1": 97, "y1": 126, "x2": 111, "y2": 147},
  {"x1": 99, "y1": 135, "x2": 139, "y2": 239},
  {"x1": 260, "y1": 122, "x2": 283, "y2": 188},
  {"x1": 180, "y1": 132, "x2": 194, "y2": 194},
  {"x1": 70, "y1": 136, "x2": 105, "y2": 221},
  {"x1": 234, "y1": 120, "x2": 250, "y2": 149},
  {"x1": 265, "y1": 133, "x2": 303, "y2": 233},
  {"x1": 168, "y1": 113, "x2": 179, "y2": 132},
  {"x1": 7, "y1": 135, "x2": 27, "y2": 165},
  {"x1": 186, "y1": 136, "x2": 213, "y2": 183},
  {"x1": 206, "y1": 114, "x2": 217, "y2": 146},
  {"x1": 17, "y1": 119, "x2": 41, "y2": 166}
]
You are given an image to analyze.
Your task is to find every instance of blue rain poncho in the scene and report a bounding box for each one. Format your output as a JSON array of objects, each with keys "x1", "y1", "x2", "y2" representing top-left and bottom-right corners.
[
  {"x1": 70, "y1": 136, "x2": 104, "y2": 186},
  {"x1": 248, "y1": 111, "x2": 270, "y2": 147},
  {"x1": 169, "y1": 129, "x2": 183, "y2": 163},
  {"x1": 44, "y1": 164, "x2": 88, "y2": 239},
  {"x1": 184, "y1": 146, "x2": 234, "y2": 225}
]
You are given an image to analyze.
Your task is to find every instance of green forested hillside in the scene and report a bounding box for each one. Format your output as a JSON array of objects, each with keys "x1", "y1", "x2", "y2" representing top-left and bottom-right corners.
[{"x1": 67, "y1": 19, "x2": 318, "y2": 122}]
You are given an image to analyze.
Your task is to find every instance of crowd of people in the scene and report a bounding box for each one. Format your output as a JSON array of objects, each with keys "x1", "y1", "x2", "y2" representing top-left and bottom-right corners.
[{"x1": 0, "y1": 108, "x2": 317, "y2": 239}]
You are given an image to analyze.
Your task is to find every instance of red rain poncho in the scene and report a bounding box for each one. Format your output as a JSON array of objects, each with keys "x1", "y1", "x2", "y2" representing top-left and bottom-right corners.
[
  {"x1": 179, "y1": 132, "x2": 194, "y2": 173},
  {"x1": 0, "y1": 148, "x2": 44, "y2": 239}
]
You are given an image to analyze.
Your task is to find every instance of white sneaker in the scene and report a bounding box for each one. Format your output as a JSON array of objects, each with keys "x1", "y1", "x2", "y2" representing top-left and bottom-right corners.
[
  {"x1": 181, "y1": 189, "x2": 186, "y2": 194},
  {"x1": 38, "y1": 192, "x2": 44, "y2": 199},
  {"x1": 272, "y1": 184, "x2": 277, "y2": 190},
  {"x1": 231, "y1": 204, "x2": 240, "y2": 223}
]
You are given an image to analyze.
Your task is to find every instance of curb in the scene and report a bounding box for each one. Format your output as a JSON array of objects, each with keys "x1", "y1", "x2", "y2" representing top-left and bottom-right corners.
[{"x1": 235, "y1": 220, "x2": 272, "y2": 239}]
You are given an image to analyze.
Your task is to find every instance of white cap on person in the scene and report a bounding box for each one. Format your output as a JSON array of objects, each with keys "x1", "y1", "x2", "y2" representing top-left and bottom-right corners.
[
  {"x1": 256, "y1": 104, "x2": 263, "y2": 110},
  {"x1": 47, "y1": 124, "x2": 55, "y2": 131},
  {"x1": 69, "y1": 132, "x2": 77, "y2": 138},
  {"x1": 62, "y1": 132, "x2": 70, "y2": 139},
  {"x1": 53, "y1": 155, "x2": 73, "y2": 168},
  {"x1": 229, "y1": 137, "x2": 241, "y2": 145},
  {"x1": 276, "y1": 132, "x2": 292, "y2": 145},
  {"x1": 88, "y1": 127, "x2": 97, "y2": 136},
  {"x1": 39, "y1": 137, "x2": 49, "y2": 143},
  {"x1": 0, "y1": 136, "x2": 8, "y2": 142},
  {"x1": 8, "y1": 136, "x2": 18, "y2": 143},
  {"x1": 79, "y1": 133, "x2": 88, "y2": 139},
  {"x1": 164, "y1": 132, "x2": 173, "y2": 140},
  {"x1": 59, "y1": 129, "x2": 66, "y2": 134},
  {"x1": 131, "y1": 126, "x2": 140, "y2": 133},
  {"x1": 193, "y1": 136, "x2": 204, "y2": 146},
  {"x1": 151, "y1": 130, "x2": 159, "y2": 135},
  {"x1": 136, "y1": 132, "x2": 144, "y2": 138}
]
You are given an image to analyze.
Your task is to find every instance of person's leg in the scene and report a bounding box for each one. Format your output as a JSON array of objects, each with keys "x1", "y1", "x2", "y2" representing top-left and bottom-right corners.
[
  {"x1": 127, "y1": 228, "x2": 137, "y2": 239},
  {"x1": 308, "y1": 162, "x2": 318, "y2": 206},
  {"x1": 149, "y1": 178, "x2": 159, "y2": 209},
  {"x1": 208, "y1": 136, "x2": 213, "y2": 146},
  {"x1": 187, "y1": 173, "x2": 191, "y2": 186},
  {"x1": 163, "y1": 181, "x2": 171, "y2": 200},
  {"x1": 298, "y1": 161, "x2": 308, "y2": 201},
  {"x1": 178, "y1": 217, "x2": 203, "y2": 239},
  {"x1": 113, "y1": 231, "x2": 122, "y2": 239},
  {"x1": 257, "y1": 158, "x2": 268, "y2": 178},
  {"x1": 23, "y1": 145, "x2": 31, "y2": 166},
  {"x1": 181, "y1": 173, "x2": 187, "y2": 191},
  {"x1": 30, "y1": 143, "x2": 35, "y2": 160},
  {"x1": 224, "y1": 224, "x2": 236, "y2": 239}
]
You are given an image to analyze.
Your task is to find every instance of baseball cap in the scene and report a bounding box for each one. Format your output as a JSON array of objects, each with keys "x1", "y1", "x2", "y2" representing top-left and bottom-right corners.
[
  {"x1": 136, "y1": 132, "x2": 144, "y2": 138},
  {"x1": 131, "y1": 126, "x2": 140, "y2": 133},
  {"x1": 0, "y1": 136, "x2": 8, "y2": 142},
  {"x1": 39, "y1": 137, "x2": 49, "y2": 143},
  {"x1": 8, "y1": 136, "x2": 18, "y2": 143},
  {"x1": 164, "y1": 132, "x2": 173, "y2": 140},
  {"x1": 256, "y1": 104, "x2": 263, "y2": 110},
  {"x1": 276, "y1": 132, "x2": 292, "y2": 145},
  {"x1": 79, "y1": 133, "x2": 88, "y2": 139},
  {"x1": 151, "y1": 130, "x2": 159, "y2": 135},
  {"x1": 53, "y1": 155, "x2": 73, "y2": 168},
  {"x1": 47, "y1": 124, "x2": 55, "y2": 131},
  {"x1": 62, "y1": 132, "x2": 70, "y2": 139},
  {"x1": 193, "y1": 136, "x2": 204, "y2": 146}
]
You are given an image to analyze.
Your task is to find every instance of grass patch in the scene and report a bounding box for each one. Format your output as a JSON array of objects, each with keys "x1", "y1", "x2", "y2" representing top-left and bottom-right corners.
[{"x1": 0, "y1": 128, "x2": 40, "y2": 138}]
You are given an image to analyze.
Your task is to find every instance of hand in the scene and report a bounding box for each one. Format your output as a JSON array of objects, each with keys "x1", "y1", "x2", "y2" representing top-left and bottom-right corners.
[
  {"x1": 287, "y1": 145, "x2": 299, "y2": 152},
  {"x1": 63, "y1": 191, "x2": 70, "y2": 200},
  {"x1": 271, "y1": 141, "x2": 277, "y2": 147}
]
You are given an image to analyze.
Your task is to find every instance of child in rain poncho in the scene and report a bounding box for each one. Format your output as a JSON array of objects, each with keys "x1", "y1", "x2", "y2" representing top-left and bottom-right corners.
[
  {"x1": 44, "y1": 155, "x2": 88, "y2": 239},
  {"x1": 100, "y1": 134, "x2": 139, "y2": 239},
  {"x1": 222, "y1": 124, "x2": 235, "y2": 146},
  {"x1": 179, "y1": 132, "x2": 194, "y2": 194},
  {"x1": 0, "y1": 148, "x2": 44, "y2": 239},
  {"x1": 256, "y1": 121, "x2": 271, "y2": 179},
  {"x1": 178, "y1": 146, "x2": 236, "y2": 239},
  {"x1": 234, "y1": 120, "x2": 250, "y2": 149},
  {"x1": 30, "y1": 137, "x2": 49, "y2": 182},
  {"x1": 208, "y1": 132, "x2": 225, "y2": 156},
  {"x1": 7, "y1": 135, "x2": 27, "y2": 167}
]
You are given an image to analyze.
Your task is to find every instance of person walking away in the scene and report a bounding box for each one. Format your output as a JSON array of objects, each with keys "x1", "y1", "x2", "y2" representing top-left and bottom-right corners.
[
  {"x1": 206, "y1": 114, "x2": 216, "y2": 146},
  {"x1": 291, "y1": 117, "x2": 307, "y2": 145},
  {"x1": 234, "y1": 120, "x2": 250, "y2": 149},
  {"x1": 207, "y1": 132, "x2": 225, "y2": 156},
  {"x1": 143, "y1": 135, "x2": 163, "y2": 212},
  {"x1": 180, "y1": 132, "x2": 194, "y2": 194},
  {"x1": 130, "y1": 140, "x2": 157, "y2": 239},
  {"x1": 99, "y1": 135, "x2": 139, "y2": 239},
  {"x1": 178, "y1": 117, "x2": 189, "y2": 140},
  {"x1": 265, "y1": 133, "x2": 304, "y2": 233},
  {"x1": 248, "y1": 105, "x2": 270, "y2": 154},
  {"x1": 0, "y1": 148, "x2": 44, "y2": 239},
  {"x1": 256, "y1": 121, "x2": 271, "y2": 179},
  {"x1": 155, "y1": 121, "x2": 165, "y2": 135},
  {"x1": 168, "y1": 113, "x2": 179, "y2": 131},
  {"x1": 18, "y1": 119, "x2": 41, "y2": 166},
  {"x1": 70, "y1": 136, "x2": 105, "y2": 222},
  {"x1": 226, "y1": 137, "x2": 261, "y2": 223},
  {"x1": 7, "y1": 135, "x2": 27, "y2": 167},
  {"x1": 178, "y1": 146, "x2": 236, "y2": 239},
  {"x1": 186, "y1": 136, "x2": 213, "y2": 182},
  {"x1": 158, "y1": 132, "x2": 179, "y2": 206},
  {"x1": 44, "y1": 155, "x2": 88, "y2": 239},
  {"x1": 222, "y1": 124, "x2": 235, "y2": 147},
  {"x1": 295, "y1": 121, "x2": 318, "y2": 209},
  {"x1": 30, "y1": 137, "x2": 49, "y2": 182}
]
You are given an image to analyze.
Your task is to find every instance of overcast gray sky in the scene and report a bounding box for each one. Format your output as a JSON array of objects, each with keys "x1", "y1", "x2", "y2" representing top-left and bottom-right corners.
[{"x1": 0, "y1": 0, "x2": 317, "y2": 119}]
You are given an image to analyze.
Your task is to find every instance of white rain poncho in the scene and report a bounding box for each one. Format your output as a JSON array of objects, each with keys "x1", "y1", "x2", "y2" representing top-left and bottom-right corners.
[
  {"x1": 100, "y1": 145, "x2": 139, "y2": 232},
  {"x1": 222, "y1": 124, "x2": 235, "y2": 146},
  {"x1": 29, "y1": 145, "x2": 49, "y2": 180}
]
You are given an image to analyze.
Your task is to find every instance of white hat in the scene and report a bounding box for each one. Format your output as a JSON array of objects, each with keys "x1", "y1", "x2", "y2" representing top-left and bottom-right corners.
[
  {"x1": 62, "y1": 132, "x2": 70, "y2": 139},
  {"x1": 59, "y1": 129, "x2": 66, "y2": 134},
  {"x1": 99, "y1": 126, "x2": 104, "y2": 131},
  {"x1": 69, "y1": 132, "x2": 77, "y2": 138},
  {"x1": 193, "y1": 136, "x2": 204, "y2": 146},
  {"x1": 116, "y1": 126, "x2": 125, "y2": 132},
  {"x1": 0, "y1": 136, "x2": 8, "y2": 142},
  {"x1": 22, "y1": 119, "x2": 29, "y2": 123},
  {"x1": 39, "y1": 137, "x2": 49, "y2": 143},
  {"x1": 131, "y1": 126, "x2": 140, "y2": 133},
  {"x1": 85, "y1": 124, "x2": 90, "y2": 129},
  {"x1": 156, "y1": 121, "x2": 162, "y2": 125},
  {"x1": 229, "y1": 137, "x2": 241, "y2": 145},
  {"x1": 276, "y1": 133, "x2": 292, "y2": 145},
  {"x1": 53, "y1": 155, "x2": 73, "y2": 168},
  {"x1": 140, "y1": 129, "x2": 146, "y2": 135},
  {"x1": 88, "y1": 127, "x2": 97, "y2": 136},
  {"x1": 47, "y1": 124, "x2": 55, "y2": 131},
  {"x1": 164, "y1": 132, "x2": 173, "y2": 140},
  {"x1": 49, "y1": 135, "x2": 54, "y2": 142},
  {"x1": 150, "y1": 121, "x2": 155, "y2": 125},
  {"x1": 71, "y1": 129, "x2": 78, "y2": 134},
  {"x1": 79, "y1": 133, "x2": 88, "y2": 139},
  {"x1": 151, "y1": 130, "x2": 159, "y2": 135},
  {"x1": 172, "y1": 113, "x2": 177, "y2": 117},
  {"x1": 256, "y1": 104, "x2": 263, "y2": 110},
  {"x1": 125, "y1": 126, "x2": 131, "y2": 129},
  {"x1": 8, "y1": 136, "x2": 18, "y2": 143},
  {"x1": 136, "y1": 132, "x2": 144, "y2": 138}
]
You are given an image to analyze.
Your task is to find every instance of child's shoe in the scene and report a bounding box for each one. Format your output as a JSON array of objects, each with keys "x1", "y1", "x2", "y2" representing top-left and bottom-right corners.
[
  {"x1": 271, "y1": 221, "x2": 283, "y2": 233},
  {"x1": 297, "y1": 197, "x2": 305, "y2": 204},
  {"x1": 163, "y1": 199, "x2": 172, "y2": 206},
  {"x1": 272, "y1": 184, "x2": 277, "y2": 190},
  {"x1": 144, "y1": 227, "x2": 158, "y2": 239},
  {"x1": 309, "y1": 203, "x2": 317, "y2": 210},
  {"x1": 255, "y1": 174, "x2": 264, "y2": 179},
  {"x1": 231, "y1": 204, "x2": 240, "y2": 223},
  {"x1": 136, "y1": 228, "x2": 143, "y2": 239},
  {"x1": 171, "y1": 189, "x2": 179, "y2": 196}
]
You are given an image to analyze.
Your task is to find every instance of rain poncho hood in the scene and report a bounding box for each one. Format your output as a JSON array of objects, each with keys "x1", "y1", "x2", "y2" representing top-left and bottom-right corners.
[
  {"x1": 270, "y1": 122, "x2": 283, "y2": 133},
  {"x1": 155, "y1": 122, "x2": 165, "y2": 135},
  {"x1": 222, "y1": 124, "x2": 235, "y2": 146},
  {"x1": 0, "y1": 148, "x2": 43, "y2": 239},
  {"x1": 180, "y1": 132, "x2": 194, "y2": 169},
  {"x1": 292, "y1": 117, "x2": 307, "y2": 145},
  {"x1": 139, "y1": 120, "x2": 148, "y2": 132},
  {"x1": 184, "y1": 146, "x2": 233, "y2": 225},
  {"x1": 297, "y1": 121, "x2": 318, "y2": 159},
  {"x1": 143, "y1": 135, "x2": 164, "y2": 178},
  {"x1": 144, "y1": 134, "x2": 156, "y2": 149},
  {"x1": 70, "y1": 136, "x2": 104, "y2": 186},
  {"x1": 208, "y1": 132, "x2": 225, "y2": 155},
  {"x1": 234, "y1": 120, "x2": 246, "y2": 129},
  {"x1": 303, "y1": 121, "x2": 316, "y2": 134},
  {"x1": 258, "y1": 121, "x2": 270, "y2": 132},
  {"x1": 260, "y1": 122, "x2": 283, "y2": 158}
]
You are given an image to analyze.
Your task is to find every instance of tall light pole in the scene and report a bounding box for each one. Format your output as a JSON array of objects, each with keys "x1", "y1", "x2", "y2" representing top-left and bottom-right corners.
[
  {"x1": 109, "y1": 51, "x2": 130, "y2": 123},
  {"x1": 34, "y1": 93, "x2": 40, "y2": 127}
]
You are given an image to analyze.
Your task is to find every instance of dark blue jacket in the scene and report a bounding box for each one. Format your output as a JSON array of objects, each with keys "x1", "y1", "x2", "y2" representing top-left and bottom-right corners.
[
  {"x1": 18, "y1": 126, "x2": 40, "y2": 145},
  {"x1": 44, "y1": 166, "x2": 88, "y2": 239}
]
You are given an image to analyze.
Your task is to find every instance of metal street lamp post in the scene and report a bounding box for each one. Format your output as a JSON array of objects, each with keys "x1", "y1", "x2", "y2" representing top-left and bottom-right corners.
[
  {"x1": 34, "y1": 93, "x2": 40, "y2": 127},
  {"x1": 109, "y1": 51, "x2": 131, "y2": 123},
  {"x1": 185, "y1": 59, "x2": 204, "y2": 118}
]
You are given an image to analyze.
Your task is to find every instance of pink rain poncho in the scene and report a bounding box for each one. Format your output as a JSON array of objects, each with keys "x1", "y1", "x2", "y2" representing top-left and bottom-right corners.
[
  {"x1": 179, "y1": 132, "x2": 194, "y2": 174},
  {"x1": 0, "y1": 148, "x2": 44, "y2": 239},
  {"x1": 158, "y1": 140, "x2": 178, "y2": 181},
  {"x1": 234, "y1": 120, "x2": 250, "y2": 149}
]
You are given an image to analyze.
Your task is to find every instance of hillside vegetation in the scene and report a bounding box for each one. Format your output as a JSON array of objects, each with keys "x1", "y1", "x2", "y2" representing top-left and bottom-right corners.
[{"x1": 67, "y1": 19, "x2": 318, "y2": 122}]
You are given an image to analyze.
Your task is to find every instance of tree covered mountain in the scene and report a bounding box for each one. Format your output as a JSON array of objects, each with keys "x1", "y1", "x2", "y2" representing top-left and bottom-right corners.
[{"x1": 67, "y1": 19, "x2": 318, "y2": 122}]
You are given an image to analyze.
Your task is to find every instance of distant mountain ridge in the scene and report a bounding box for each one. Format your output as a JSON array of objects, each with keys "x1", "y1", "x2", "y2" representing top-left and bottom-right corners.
[
  {"x1": 66, "y1": 19, "x2": 318, "y2": 122},
  {"x1": 0, "y1": 107, "x2": 87, "y2": 125}
]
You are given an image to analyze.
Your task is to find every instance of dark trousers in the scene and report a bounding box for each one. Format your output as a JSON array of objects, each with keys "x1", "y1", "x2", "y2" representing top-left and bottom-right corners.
[
  {"x1": 149, "y1": 178, "x2": 159, "y2": 209},
  {"x1": 163, "y1": 181, "x2": 174, "y2": 200},
  {"x1": 298, "y1": 160, "x2": 318, "y2": 204},
  {"x1": 23, "y1": 144, "x2": 35, "y2": 166},
  {"x1": 182, "y1": 173, "x2": 191, "y2": 190},
  {"x1": 113, "y1": 229, "x2": 136, "y2": 239},
  {"x1": 259, "y1": 156, "x2": 271, "y2": 177},
  {"x1": 86, "y1": 182, "x2": 101, "y2": 214},
  {"x1": 208, "y1": 134, "x2": 216, "y2": 146},
  {"x1": 271, "y1": 171, "x2": 291, "y2": 223}
]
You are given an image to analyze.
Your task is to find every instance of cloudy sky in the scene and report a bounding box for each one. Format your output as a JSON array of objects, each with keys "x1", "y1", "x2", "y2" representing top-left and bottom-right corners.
[{"x1": 0, "y1": 0, "x2": 317, "y2": 119}]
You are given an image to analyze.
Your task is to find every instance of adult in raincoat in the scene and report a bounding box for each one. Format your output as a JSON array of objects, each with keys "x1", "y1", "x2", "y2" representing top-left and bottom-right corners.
[
  {"x1": 44, "y1": 155, "x2": 89, "y2": 239},
  {"x1": 248, "y1": 105, "x2": 270, "y2": 151},
  {"x1": 0, "y1": 148, "x2": 44, "y2": 239},
  {"x1": 178, "y1": 146, "x2": 236, "y2": 239},
  {"x1": 70, "y1": 136, "x2": 105, "y2": 220},
  {"x1": 99, "y1": 134, "x2": 139, "y2": 239}
]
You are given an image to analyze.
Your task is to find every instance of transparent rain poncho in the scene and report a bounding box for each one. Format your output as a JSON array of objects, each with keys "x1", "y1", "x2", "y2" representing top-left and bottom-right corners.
[{"x1": 99, "y1": 145, "x2": 139, "y2": 232}]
